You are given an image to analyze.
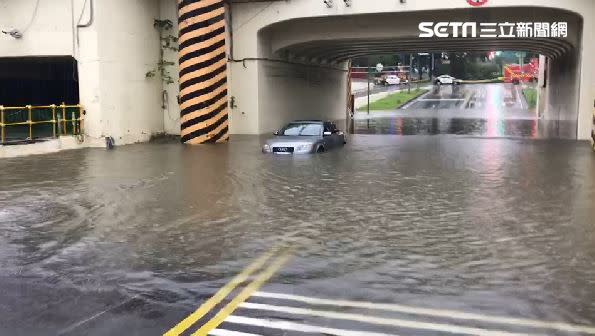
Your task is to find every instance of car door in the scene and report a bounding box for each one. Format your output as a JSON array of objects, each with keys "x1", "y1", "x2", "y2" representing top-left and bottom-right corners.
[
  {"x1": 322, "y1": 122, "x2": 333, "y2": 148},
  {"x1": 323, "y1": 122, "x2": 339, "y2": 149},
  {"x1": 329, "y1": 123, "x2": 343, "y2": 148}
]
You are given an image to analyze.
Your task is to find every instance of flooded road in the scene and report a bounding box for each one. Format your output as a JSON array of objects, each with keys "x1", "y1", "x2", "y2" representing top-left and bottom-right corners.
[
  {"x1": 404, "y1": 83, "x2": 528, "y2": 110},
  {"x1": 1, "y1": 134, "x2": 594, "y2": 335},
  {"x1": 354, "y1": 83, "x2": 577, "y2": 139}
]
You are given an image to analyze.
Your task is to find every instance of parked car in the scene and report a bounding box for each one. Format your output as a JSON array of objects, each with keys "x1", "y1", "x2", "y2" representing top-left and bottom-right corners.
[
  {"x1": 434, "y1": 75, "x2": 462, "y2": 85},
  {"x1": 262, "y1": 120, "x2": 346, "y2": 154},
  {"x1": 385, "y1": 75, "x2": 401, "y2": 85},
  {"x1": 373, "y1": 74, "x2": 387, "y2": 86}
]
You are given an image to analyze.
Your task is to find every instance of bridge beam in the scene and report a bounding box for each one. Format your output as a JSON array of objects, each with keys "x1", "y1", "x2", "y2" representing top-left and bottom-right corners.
[{"x1": 178, "y1": 0, "x2": 229, "y2": 144}]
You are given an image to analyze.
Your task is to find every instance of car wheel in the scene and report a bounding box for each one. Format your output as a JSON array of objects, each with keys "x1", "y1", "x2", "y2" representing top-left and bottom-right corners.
[
  {"x1": 436, "y1": 81, "x2": 442, "y2": 85},
  {"x1": 317, "y1": 146, "x2": 325, "y2": 153}
]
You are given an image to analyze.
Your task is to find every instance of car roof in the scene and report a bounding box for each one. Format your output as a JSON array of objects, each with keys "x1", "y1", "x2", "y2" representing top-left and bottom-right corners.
[{"x1": 291, "y1": 120, "x2": 323, "y2": 123}]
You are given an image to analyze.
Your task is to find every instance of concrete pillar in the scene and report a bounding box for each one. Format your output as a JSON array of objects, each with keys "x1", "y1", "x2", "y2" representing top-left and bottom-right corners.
[
  {"x1": 178, "y1": 0, "x2": 228, "y2": 144},
  {"x1": 592, "y1": 95, "x2": 595, "y2": 151}
]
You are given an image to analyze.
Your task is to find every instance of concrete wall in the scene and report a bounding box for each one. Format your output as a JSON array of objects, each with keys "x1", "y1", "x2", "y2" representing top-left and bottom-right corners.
[
  {"x1": 159, "y1": 0, "x2": 181, "y2": 135},
  {"x1": 251, "y1": 27, "x2": 349, "y2": 133},
  {"x1": 544, "y1": 51, "x2": 580, "y2": 123},
  {"x1": 88, "y1": 0, "x2": 163, "y2": 145},
  {"x1": 1, "y1": 0, "x2": 172, "y2": 145},
  {"x1": 257, "y1": 61, "x2": 348, "y2": 133},
  {"x1": 0, "y1": 0, "x2": 76, "y2": 56}
]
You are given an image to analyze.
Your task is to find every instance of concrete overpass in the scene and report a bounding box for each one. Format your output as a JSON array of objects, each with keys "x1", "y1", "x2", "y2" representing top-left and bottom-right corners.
[
  {"x1": 0, "y1": 0, "x2": 594, "y2": 145},
  {"x1": 215, "y1": 0, "x2": 594, "y2": 143}
]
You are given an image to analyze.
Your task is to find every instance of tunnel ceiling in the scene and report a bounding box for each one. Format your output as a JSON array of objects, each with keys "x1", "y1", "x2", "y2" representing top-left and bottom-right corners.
[
  {"x1": 260, "y1": 6, "x2": 581, "y2": 62},
  {"x1": 280, "y1": 37, "x2": 574, "y2": 62}
]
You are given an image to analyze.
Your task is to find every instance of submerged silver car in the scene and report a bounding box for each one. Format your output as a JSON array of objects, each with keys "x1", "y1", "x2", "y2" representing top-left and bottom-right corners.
[{"x1": 262, "y1": 120, "x2": 346, "y2": 154}]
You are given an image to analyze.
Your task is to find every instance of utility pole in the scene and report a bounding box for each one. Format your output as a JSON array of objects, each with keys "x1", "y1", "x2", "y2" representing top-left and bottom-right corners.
[
  {"x1": 418, "y1": 54, "x2": 423, "y2": 81},
  {"x1": 431, "y1": 53, "x2": 435, "y2": 81},
  {"x1": 408, "y1": 54, "x2": 413, "y2": 93},
  {"x1": 519, "y1": 52, "x2": 524, "y2": 78},
  {"x1": 367, "y1": 57, "x2": 370, "y2": 115}
]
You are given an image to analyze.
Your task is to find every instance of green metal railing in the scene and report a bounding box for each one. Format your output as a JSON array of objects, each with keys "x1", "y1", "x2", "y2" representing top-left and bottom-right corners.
[{"x1": 0, "y1": 104, "x2": 83, "y2": 145}]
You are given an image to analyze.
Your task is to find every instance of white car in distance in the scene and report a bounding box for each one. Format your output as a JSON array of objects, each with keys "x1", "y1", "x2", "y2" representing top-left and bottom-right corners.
[
  {"x1": 434, "y1": 74, "x2": 462, "y2": 85},
  {"x1": 385, "y1": 75, "x2": 401, "y2": 85}
]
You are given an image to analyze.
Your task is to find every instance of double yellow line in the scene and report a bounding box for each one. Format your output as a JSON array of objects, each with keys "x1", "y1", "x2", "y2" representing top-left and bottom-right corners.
[{"x1": 164, "y1": 248, "x2": 294, "y2": 336}]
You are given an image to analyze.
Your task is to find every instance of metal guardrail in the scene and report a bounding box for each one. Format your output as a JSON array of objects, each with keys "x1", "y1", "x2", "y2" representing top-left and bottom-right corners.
[{"x1": 0, "y1": 104, "x2": 83, "y2": 145}]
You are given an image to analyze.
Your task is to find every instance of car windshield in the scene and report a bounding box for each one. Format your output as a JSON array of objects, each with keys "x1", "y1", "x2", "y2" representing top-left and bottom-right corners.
[{"x1": 280, "y1": 122, "x2": 322, "y2": 136}]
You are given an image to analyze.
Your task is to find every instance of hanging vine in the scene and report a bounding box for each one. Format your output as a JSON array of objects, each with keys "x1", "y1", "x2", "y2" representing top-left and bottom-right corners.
[{"x1": 146, "y1": 19, "x2": 178, "y2": 85}]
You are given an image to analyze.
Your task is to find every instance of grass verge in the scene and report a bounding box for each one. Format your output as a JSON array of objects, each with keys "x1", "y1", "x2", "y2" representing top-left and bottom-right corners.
[
  {"x1": 522, "y1": 88, "x2": 537, "y2": 109},
  {"x1": 358, "y1": 88, "x2": 428, "y2": 111}
]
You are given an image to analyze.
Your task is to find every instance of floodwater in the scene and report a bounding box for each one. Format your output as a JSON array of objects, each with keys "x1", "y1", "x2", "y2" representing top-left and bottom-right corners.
[{"x1": 1, "y1": 134, "x2": 594, "y2": 335}]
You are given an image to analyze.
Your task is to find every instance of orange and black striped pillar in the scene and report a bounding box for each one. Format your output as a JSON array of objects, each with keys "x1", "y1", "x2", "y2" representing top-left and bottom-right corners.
[{"x1": 178, "y1": 0, "x2": 229, "y2": 144}]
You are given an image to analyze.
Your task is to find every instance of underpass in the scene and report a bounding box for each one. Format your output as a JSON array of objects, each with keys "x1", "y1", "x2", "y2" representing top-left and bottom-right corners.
[
  {"x1": 1, "y1": 0, "x2": 595, "y2": 335},
  {"x1": 229, "y1": 2, "x2": 592, "y2": 142}
]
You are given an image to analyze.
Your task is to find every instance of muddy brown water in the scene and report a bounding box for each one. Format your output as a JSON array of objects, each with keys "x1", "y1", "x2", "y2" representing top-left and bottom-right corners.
[{"x1": 1, "y1": 133, "x2": 594, "y2": 335}]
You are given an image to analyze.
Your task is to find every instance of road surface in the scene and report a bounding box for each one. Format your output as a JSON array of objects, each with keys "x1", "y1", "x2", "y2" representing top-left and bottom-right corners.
[
  {"x1": 1, "y1": 134, "x2": 594, "y2": 335},
  {"x1": 352, "y1": 83, "x2": 577, "y2": 138}
]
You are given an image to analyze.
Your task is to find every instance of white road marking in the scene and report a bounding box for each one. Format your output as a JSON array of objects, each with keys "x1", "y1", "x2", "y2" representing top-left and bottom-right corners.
[
  {"x1": 238, "y1": 302, "x2": 542, "y2": 336},
  {"x1": 225, "y1": 316, "x2": 400, "y2": 336},
  {"x1": 209, "y1": 329, "x2": 263, "y2": 336},
  {"x1": 254, "y1": 292, "x2": 595, "y2": 334}
]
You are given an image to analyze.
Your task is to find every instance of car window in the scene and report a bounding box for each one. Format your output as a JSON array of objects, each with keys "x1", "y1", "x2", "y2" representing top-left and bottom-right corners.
[{"x1": 281, "y1": 123, "x2": 322, "y2": 136}]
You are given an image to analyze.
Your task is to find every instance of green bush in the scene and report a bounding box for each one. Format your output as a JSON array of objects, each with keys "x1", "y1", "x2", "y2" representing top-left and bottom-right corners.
[{"x1": 523, "y1": 88, "x2": 537, "y2": 108}]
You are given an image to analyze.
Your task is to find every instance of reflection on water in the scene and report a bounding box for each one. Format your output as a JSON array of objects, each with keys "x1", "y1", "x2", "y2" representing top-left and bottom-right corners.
[
  {"x1": 0, "y1": 135, "x2": 594, "y2": 333},
  {"x1": 354, "y1": 117, "x2": 577, "y2": 139}
]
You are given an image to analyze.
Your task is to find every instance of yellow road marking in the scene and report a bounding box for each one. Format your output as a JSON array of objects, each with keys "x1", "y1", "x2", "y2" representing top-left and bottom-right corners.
[
  {"x1": 191, "y1": 250, "x2": 294, "y2": 336},
  {"x1": 163, "y1": 250, "x2": 276, "y2": 336}
]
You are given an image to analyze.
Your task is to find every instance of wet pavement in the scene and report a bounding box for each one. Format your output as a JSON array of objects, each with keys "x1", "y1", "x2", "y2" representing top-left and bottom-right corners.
[
  {"x1": 353, "y1": 83, "x2": 577, "y2": 139},
  {"x1": 1, "y1": 133, "x2": 595, "y2": 335},
  {"x1": 403, "y1": 83, "x2": 528, "y2": 110}
]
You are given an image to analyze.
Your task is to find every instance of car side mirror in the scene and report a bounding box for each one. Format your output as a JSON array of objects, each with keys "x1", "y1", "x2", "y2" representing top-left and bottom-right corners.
[{"x1": 323, "y1": 131, "x2": 332, "y2": 136}]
